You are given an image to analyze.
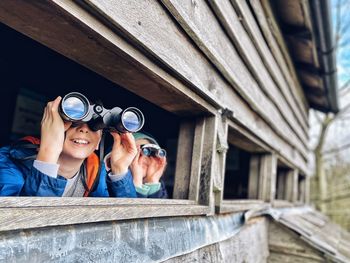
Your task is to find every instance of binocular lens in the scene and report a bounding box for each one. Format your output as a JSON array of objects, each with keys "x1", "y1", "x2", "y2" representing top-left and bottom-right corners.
[
  {"x1": 121, "y1": 108, "x2": 144, "y2": 133},
  {"x1": 142, "y1": 148, "x2": 151, "y2": 156},
  {"x1": 158, "y1": 149, "x2": 167, "y2": 158},
  {"x1": 61, "y1": 93, "x2": 89, "y2": 121}
]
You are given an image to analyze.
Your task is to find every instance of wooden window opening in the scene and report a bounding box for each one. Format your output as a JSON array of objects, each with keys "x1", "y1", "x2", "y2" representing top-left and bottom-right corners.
[{"x1": 217, "y1": 123, "x2": 275, "y2": 213}]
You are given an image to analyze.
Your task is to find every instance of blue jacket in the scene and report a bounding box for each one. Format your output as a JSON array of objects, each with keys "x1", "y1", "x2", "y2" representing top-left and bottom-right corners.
[{"x1": 0, "y1": 145, "x2": 137, "y2": 197}]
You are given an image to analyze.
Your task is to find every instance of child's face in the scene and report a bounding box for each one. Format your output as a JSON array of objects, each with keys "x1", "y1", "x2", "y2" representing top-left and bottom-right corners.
[{"x1": 61, "y1": 123, "x2": 102, "y2": 160}]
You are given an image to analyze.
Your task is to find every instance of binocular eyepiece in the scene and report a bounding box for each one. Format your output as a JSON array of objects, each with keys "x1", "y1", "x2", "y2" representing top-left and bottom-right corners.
[
  {"x1": 59, "y1": 92, "x2": 145, "y2": 133},
  {"x1": 141, "y1": 144, "x2": 167, "y2": 158}
]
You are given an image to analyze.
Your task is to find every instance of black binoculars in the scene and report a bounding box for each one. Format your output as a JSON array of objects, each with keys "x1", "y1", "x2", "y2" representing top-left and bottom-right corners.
[
  {"x1": 141, "y1": 144, "x2": 167, "y2": 158},
  {"x1": 59, "y1": 92, "x2": 144, "y2": 133}
]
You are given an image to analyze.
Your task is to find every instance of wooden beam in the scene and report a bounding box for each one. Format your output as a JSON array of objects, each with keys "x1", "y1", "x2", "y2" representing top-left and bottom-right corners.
[
  {"x1": 77, "y1": 0, "x2": 310, "y2": 163},
  {"x1": 161, "y1": 0, "x2": 309, "y2": 159},
  {"x1": 232, "y1": 0, "x2": 309, "y2": 121},
  {"x1": 248, "y1": 155, "x2": 260, "y2": 199},
  {"x1": 213, "y1": 117, "x2": 228, "y2": 210},
  {"x1": 207, "y1": 0, "x2": 309, "y2": 143},
  {"x1": 173, "y1": 120, "x2": 195, "y2": 199},
  {"x1": 258, "y1": 154, "x2": 277, "y2": 202},
  {"x1": 0, "y1": 0, "x2": 310, "y2": 174},
  {"x1": 285, "y1": 169, "x2": 299, "y2": 203},
  {"x1": 0, "y1": 0, "x2": 215, "y2": 116},
  {"x1": 189, "y1": 117, "x2": 206, "y2": 202}
]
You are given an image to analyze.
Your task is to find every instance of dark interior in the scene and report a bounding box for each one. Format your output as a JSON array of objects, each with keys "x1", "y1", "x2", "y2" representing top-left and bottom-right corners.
[
  {"x1": 0, "y1": 22, "x2": 180, "y2": 197},
  {"x1": 223, "y1": 144, "x2": 251, "y2": 199}
]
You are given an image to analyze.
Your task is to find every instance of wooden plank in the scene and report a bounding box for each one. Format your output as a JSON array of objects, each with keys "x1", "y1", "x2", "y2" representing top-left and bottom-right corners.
[
  {"x1": 259, "y1": 154, "x2": 277, "y2": 202},
  {"x1": 272, "y1": 200, "x2": 295, "y2": 208},
  {"x1": 189, "y1": 117, "x2": 206, "y2": 202},
  {"x1": 213, "y1": 117, "x2": 228, "y2": 209},
  {"x1": 0, "y1": 0, "x2": 310, "y2": 174},
  {"x1": 245, "y1": 0, "x2": 309, "y2": 117},
  {"x1": 0, "y1": 205, "x2": 210, "y2": 232},
  {"x1": 268, "y1": 221, "x2": 325, "y2": 261},
  {"x1": 276, "y1": 170, "x2": 287, "y2": 200},
  {"x1": 208, "y1": 0, "x2": 309, "y2": 140},
  {"x1": 299, "y1": 176, "x2": 306, "y2": 203},
  {"x1": 219, "y1": 200, "x2": 269, "y2": 214},
  {"x1": 79, "y1": 0, "x2": 309, "y2": 161},
  {"x1": 285, "y1": 169, "x2": 299, "y2": 203},
  {"x1": 305, "y1": 176, "x2": 311, "y2": 204},
  {"x1": 0, "y1": 0, "x2": 215, "y2": 116},
  {"x1": 173, "y1": 120, "x2": 195, "y2": 199},
  {"x1": 161, "y1": 0, "x2": 309, "y2": 157},
  {"x1": 248, "y1": 155, "x2": 260, "y2": 199},
  {"x1": 198, "y1": 116, "x2": 217, "y2": 209},
  {"x1": 0, "y1": 197, "x2": 197, "y2": 208}
]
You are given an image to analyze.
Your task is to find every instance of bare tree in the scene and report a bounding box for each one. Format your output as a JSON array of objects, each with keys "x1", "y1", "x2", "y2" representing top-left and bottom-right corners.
[{"x1": 313, "y1": 0, "x2": 350, "y2": 211}]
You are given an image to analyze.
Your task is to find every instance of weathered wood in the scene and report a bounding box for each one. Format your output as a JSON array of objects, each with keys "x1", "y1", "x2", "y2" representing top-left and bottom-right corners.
[
  {"x1": 285, "y1": 169, "x2": 299, "y2": 203},
  {"x1": 272, "y1": 200, "x2": 295, "y2": 208},
  {"x1": 0, "y1": 197, "x2": 198, "y2": 208},
  {"x1": 208, "y1": 0, "x2": 309, "y2": 141},
  {"x1": 0, "y1": 204, "x2": 210, "y2": 232},
  {"x1": 198, "y1": 116, "x2": 217, "y2": 209},
  {"x1": 161, "y1": 0, "x2": 309, "y2": 157},
  {"x1": 0, "y1": 0, "x2": 310, "y2": 174},
  {"x1": 213, "y1": 117, "x2": 228, "y2": 209},
  {"x1": 299, "y1": 175, "x2": 306, "y2": 203},
  {"x1": 241, "y1": 0, "x2": 309, "y2": 117},
  {"x1": 77, "y1": 0, "x2": 310, "y2": 172},
  {"x1": 259, "y1": 154, "x2": 277, "y2": 202},
  {"x1": 305, "y1": 175, "x2": 311, "y2": 204},
  {"x1": 276, "y1": 169, "x2": 287, "y2": 200},
  {"x1": 219, "y1": 200, "x2": 269, "y2": 214},
  {"x1": 268, "y1": 221, "x2": 325, "y2": 262},
  {"x1": 173, "y1": 120, "x2": 195, "y2": 199},
  {"x1": 248, "y1": 155, "x2": 261, "y2": 199},
  {"x1": 189, "y1": 117, "x2": 206, "y2": 202},
  {"x1": 0, "y1": 0, "x2": 217, "y2": 116},
  {"x1": 227, "y1": 125, "x2": 268, "y2": 153}
]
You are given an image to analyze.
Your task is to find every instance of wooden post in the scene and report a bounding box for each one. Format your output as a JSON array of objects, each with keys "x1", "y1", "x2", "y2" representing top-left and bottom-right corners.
[
  {"x1": 258, "y1": 153, "x2": 277, "y2": 202},
  {"x1": 248, "y1": 155, "x2": 260, "y2": 199},
  {"x1": 173, "y1": 115, "x2": 217, "y2": 212},
  {"x1": 305, "y1": 175, "x2": 311, "y2": 204},
  {"x1": 196, "y1": 116, "x2": 217, "y2": 210},
  {"x1": 213, "y1": 117, "x2": 228, "y2": 212},
  {"x1": 276, "y1": 169, "x2": 286, "y2": 200},
  {"x1": 173, "y1": 120, "x2": 195, "y2": 199},
  {"x1": 285, "y1": 169, "x2": 299, "y2": 203}
]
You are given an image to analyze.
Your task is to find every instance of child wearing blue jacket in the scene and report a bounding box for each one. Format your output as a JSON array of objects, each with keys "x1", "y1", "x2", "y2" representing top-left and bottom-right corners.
[{"x1": 0, "y1": 96, "x2": 138, "y2": 197}]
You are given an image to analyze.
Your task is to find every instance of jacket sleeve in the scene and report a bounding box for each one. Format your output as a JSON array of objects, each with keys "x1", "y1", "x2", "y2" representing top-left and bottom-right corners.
[
  {"x1": 0, "y1": 146, "x2": 25, "y2": 196},
  {"x1": 106, "y1": 170, "x2": 137, "y2": 198},
  {"x1": 137, "y1": 180, "x2": 169, "y2": 199},
  {"x1": 0, "y1": 146, "x2": 66, "y2": 196},
  {"x1": 22, "y1": 165, "x2": 66, "y2": 196}
]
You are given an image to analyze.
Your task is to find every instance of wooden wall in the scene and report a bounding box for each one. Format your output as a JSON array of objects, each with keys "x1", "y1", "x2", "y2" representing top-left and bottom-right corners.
[
  {"x1": 0, "y1": 0, "x2": 315, "y2": 261},
  {"x1": 0, "y1": 0, "x2": 310, "y2": 175}
]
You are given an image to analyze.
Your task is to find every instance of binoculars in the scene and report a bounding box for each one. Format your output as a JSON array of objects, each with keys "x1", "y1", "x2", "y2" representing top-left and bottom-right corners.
[
  {"x1": 141, "y1": 144, "x2": 167, "y2": 158},
  {"x1": 59, "y1": 92, "x2": 144, "y2": 133}
]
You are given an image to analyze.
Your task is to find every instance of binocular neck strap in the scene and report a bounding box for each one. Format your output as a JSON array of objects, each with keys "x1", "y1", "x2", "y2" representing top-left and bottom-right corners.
[{"x1": 82, "y1": 131, "x2": 106, "y2": 196}]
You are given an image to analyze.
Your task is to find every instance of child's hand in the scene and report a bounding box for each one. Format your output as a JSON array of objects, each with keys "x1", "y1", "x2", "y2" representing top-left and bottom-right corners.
[
  {"x1": 144, "y1": 156, "x2": 167, "y2": 184},
  {"x1": 37, "y1": 96, "x2": 71, "y2": 163},
  {"x1": 109, "y1": 132, "x2": 137, "y2": 175}
]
